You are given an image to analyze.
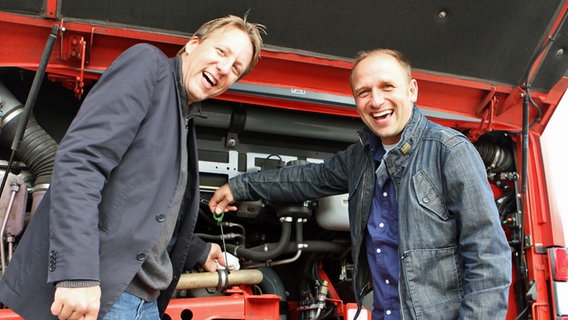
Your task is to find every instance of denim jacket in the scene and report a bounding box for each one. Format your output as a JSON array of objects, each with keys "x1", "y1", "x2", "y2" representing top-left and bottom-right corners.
[{"x1": 230, "y1": 105, "x2": 511, "y2": 319}]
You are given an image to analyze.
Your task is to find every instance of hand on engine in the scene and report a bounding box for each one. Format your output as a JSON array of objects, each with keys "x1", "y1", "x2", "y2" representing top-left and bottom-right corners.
[
  {"x1": 209, "y1": 183, "x2": 238, "y2": 216},
  {"x1": 202, "y1": 243, "x2": 225, "y2": 272}
]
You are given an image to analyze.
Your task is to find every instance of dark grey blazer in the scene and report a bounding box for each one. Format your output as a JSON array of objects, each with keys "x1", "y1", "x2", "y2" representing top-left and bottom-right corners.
[{"x1": 0, "y1": 44, "x2": 208, "y2": 319}]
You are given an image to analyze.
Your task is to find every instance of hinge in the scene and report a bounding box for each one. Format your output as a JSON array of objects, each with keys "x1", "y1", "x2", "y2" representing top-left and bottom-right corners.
[
  {"x1": 58, "y1": 20, "x2": 93, "y2": 99},
  {"x1": 468, "y1": 89, "x2": 497, "y2": 141}
]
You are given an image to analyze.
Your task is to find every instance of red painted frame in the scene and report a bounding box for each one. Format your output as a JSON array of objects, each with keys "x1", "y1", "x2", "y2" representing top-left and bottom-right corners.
[
  {"x1": 1, "y1": 11, "x2": 565, "y2": 133},
  {"x1": 1, "y1": 4, "x2": 567, "y2": 319}
]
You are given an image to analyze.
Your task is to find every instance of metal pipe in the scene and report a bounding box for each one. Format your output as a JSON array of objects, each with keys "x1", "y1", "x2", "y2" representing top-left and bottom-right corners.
[
  {"x1": 175, "y1": 269, "x2": 263, "y2": 290},
  {"x1": 0, "y1": 183, "x2": 19, "y2": 274},
  {"x1": 196, "y1": 102, "x2": 360, "y2": 143}
]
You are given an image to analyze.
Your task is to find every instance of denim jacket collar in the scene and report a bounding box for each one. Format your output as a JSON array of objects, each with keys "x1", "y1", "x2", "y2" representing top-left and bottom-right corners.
[{"x1": 358, "y1": 104, "x2": 426, "y2": 184}]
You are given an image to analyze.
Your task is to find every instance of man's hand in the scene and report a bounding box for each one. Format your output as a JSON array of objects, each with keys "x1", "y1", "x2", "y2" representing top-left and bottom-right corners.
[
  {"x1": 208, "y1": 183, "x2": 237, "y2": 216},
  {"x1": 51, "y1": 286, "x2": 101, "y2": 320},
  {"x1": 202, "y1": 243, "x2": 225, "y2": 272}
]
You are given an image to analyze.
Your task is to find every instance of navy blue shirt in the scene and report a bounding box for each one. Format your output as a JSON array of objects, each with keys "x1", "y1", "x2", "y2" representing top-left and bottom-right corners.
[{"x1": 366, "y1": 135, "x2": 400, "y2": 320}]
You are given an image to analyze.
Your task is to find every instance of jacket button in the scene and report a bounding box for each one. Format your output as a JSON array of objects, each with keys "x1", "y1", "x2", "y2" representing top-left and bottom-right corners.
[
  {"x1": 136, "y1": 252, "x2": 147, "y2": 261},
  {"x1": 156, "y1": 214, "x2": 166, "y2": 222},
  {"x1": 49, "y1": 250, "x2": 56, "y2": 271}
]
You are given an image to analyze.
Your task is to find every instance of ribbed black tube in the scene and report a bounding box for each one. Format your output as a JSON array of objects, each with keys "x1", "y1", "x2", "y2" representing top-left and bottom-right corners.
[{"x1": 0, "y1": 83, "x2": 58, "y2": 187}]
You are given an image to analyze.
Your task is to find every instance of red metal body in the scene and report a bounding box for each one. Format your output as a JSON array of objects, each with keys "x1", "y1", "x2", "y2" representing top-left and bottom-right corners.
[
  {"x1": 164, "y1": 287, "x2": 281, "y2": 320},
  {"x1": 1, "y1": 11, "x2": 564, "y2": 132},
  {"x1": 0, "y1": 2, "x2": 567, "y2": 319}
]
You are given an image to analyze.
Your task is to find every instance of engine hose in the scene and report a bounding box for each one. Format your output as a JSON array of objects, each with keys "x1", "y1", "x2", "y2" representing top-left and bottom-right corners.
[
  {"x1": 474, "y1": 141, "x2": 513, "y2": 173},
  {"x1": 287, "y1": 240, "x2": 347, "y2": 255},
  {"x1": 239, "y1": 241, "x2": 348, "y2": 268},
  {"x1": 0, "y1": 82, "x2": 58, "y2": 197},
  {"x1": 295, "y1": 219, "x2": 304, "y2": 244},
  {"x1": 226, "y1": 219, "x2": 292, "y2": 261}
]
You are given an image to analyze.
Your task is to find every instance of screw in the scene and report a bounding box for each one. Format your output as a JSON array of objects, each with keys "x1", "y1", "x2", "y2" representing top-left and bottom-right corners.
[{"x1": 226, "y1": 138, "x2": 236, "y2": 147}]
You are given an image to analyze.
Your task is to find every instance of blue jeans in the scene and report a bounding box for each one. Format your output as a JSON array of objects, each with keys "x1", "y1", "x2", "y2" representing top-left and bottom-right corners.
[{"x1": 103, "y1": 292, "x2": 160, "y2": 320}]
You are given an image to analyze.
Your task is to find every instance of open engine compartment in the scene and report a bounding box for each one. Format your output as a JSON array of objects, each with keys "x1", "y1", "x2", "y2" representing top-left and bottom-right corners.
[
  {"x1": 1, "y1": 1, "x2": 568, "y2": 318},
  {"x1": 0, "y1": 67, "x2": 525, "y2": 319}
]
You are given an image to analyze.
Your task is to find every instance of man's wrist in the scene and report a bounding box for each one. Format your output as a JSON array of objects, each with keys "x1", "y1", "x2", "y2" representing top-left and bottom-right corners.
[{"x1": 55, "y1": 280, "x2": 100, "y2": 288}]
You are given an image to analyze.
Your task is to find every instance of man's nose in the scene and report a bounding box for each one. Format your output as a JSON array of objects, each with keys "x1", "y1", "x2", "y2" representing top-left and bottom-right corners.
[
  {"x1": 217, "y1": 57, "x2": 233, "y2": 74},
  {"x1": 371, "y1": 90, "x2": 385, "y2": 106}
]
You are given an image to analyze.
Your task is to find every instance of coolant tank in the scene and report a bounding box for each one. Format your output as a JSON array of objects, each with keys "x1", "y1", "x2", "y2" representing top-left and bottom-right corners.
[{"x1": 315, "y1": 193, "x2": 350, "y2": 231}]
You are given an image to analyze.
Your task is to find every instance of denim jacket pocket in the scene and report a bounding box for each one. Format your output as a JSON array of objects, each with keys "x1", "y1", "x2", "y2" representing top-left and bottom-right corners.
[
  {"x1": 401, "y1": 246, "x2": 462, "y2": 318},
  {"x1": 412, "y1": 170, "x2": 449, "y2": 220}
]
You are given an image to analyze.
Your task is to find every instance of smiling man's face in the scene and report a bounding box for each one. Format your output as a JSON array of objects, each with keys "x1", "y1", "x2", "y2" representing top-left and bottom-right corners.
[
  {"x1": 351, "y1": 53, "x2": 418, "y2": 145},
  {"x1": 181, "y1": 26, "x2": 253, "y2": 103}
]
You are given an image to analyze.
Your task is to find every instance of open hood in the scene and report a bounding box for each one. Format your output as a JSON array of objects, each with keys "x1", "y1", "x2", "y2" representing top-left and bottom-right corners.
[{"x1": 2, "y1": 0, "x2": 568, "y2": 134}]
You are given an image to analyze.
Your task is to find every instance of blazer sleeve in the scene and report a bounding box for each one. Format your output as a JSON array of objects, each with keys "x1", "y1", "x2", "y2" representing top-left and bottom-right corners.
[{"x1": 184, "y1": 236, "x2": 212, "y2": 270}]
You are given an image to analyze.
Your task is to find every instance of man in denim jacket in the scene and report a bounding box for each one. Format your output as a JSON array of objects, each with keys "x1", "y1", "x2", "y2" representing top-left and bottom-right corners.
[{"x1": 209, "y1": 49, "x2": 512, "y2": 319}]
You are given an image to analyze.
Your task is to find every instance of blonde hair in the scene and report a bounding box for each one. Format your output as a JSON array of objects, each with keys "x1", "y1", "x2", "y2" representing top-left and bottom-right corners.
[{"x1": 179, "y1": 14, "x2": 266, "y2": 78}]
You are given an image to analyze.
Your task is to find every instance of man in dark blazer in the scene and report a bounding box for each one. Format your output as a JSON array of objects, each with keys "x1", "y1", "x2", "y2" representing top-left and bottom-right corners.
[{"x1": 0, "y1": 15, "x2": 265, "y2": 320}]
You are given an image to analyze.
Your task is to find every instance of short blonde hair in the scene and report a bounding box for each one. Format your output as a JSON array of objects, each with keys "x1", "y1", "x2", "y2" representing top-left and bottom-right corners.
[{"x1": 180, "y1": 14, "x2": 266, "y2": 78}]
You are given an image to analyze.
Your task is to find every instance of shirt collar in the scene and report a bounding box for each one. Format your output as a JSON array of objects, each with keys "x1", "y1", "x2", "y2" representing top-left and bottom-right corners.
[
  {"x1": 175, "y1": 56, "x2": 205, "y2": 120},
  {"x1": 365, "y1": 134, "x2": 386, "y2": 162}
]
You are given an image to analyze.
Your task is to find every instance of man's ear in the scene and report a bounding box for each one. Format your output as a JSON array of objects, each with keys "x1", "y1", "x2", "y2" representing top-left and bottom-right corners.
[
  {"x1": 409, "y1": 79, "x2": 418, "y2": 103},
  {"x1": 184, "y1": 36, "x2": 200, "y2": 53}
]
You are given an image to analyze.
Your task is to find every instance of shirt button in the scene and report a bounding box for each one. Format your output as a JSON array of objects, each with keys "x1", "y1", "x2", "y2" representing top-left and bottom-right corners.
[
  {"x1": 422, "y1": 197, "x2": 429, "y2": 203},
  {"x1": 386, "y1": 310, "x2": 392, "y2": 315},
  {"x1": 156, "y1": 214, "x2": 166, "y2": 222},
  {"x1": 376, "y1": 248, "x2": 381, "y2": 254},
  {"x1": 382, "y1": 192, "x2": 388, "y2": 197},
  {"x1": 136, "y1": 252, "x2": 147, "y2": 261},
  {"x1": 385, "y1": 279, "x2": 390, "y2": 284},
  {"x1": 379, "y1": 222, "x2": 385, "y2": 228}
]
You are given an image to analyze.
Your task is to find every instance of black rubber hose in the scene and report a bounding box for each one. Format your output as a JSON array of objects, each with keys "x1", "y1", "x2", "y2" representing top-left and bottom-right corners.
[
  {"x1": 231, "y1": 240, "x2": 347, "y2": 261},
  {"x1": 226, "y1": 220, "x2": 292, "y2": 261},
  {"x1": 0, "y1": 83, "x2": 58, "y2": 187},
  {"x1": 15, "y1": 116, "x2": 57, "y2": 186}
]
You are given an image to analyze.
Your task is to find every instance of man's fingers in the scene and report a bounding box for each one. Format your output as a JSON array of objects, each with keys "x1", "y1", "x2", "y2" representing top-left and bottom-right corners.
[
  {"x1": 54, "y1": 304, "x2": 73, "y2": 319},
  {"x1": 51, "y1": 302, "x2": 87, "y2": 320},
  {"x1": 50, "y1": 299, "x2": 63, "y2": 317},
  {"x1": 211, "y1": 199, "x2": 233, "y2": 215},
  {"x1": 209, "y1": 183, "x2": 236, "y2": 214},
  {"x1": 85, "y1": 307, "x2": 99, "y2": 320},
  {"x1": 51, "y1": 286, "x2": 101, "y2": 320},
  {"x1": 224, "y1": 204, "x2": 238, "y2": 212}
]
